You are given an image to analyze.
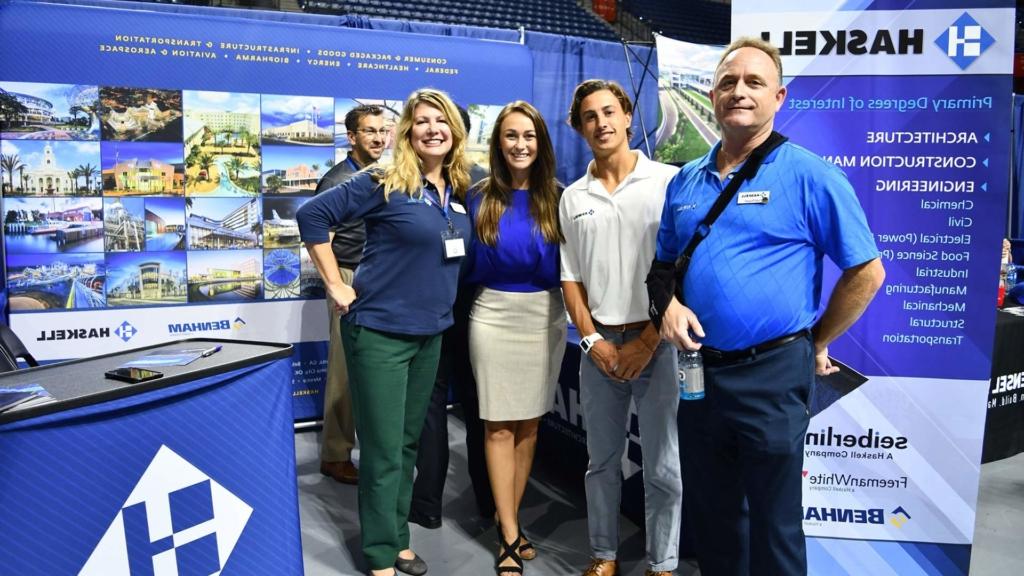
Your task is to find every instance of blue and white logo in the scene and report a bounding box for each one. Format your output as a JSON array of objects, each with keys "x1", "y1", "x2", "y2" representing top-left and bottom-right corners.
[
  {"x1": 934, "y1": 12, "x2": 995, "y2": 70},
  {"x1": 115, "y1": 321, "x2": 138, "y2": 342},
  {"x1": 80, "y1": 445, "x2": 253, "y2": 575}
]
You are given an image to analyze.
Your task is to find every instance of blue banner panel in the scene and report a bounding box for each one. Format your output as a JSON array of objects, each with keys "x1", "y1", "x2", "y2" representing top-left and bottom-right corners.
[
  {"x1": 0, "y1": 359, "x2": 301, "y2": 575},
  {"x1": 0, "y1": 0, "x2": 532, "y2": 420}
]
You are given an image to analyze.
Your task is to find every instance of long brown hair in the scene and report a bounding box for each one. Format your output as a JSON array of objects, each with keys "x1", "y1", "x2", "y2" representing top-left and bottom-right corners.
[
  {"x1": 376, "y1": 88, "x2": 470, "y2": 200},
  {"x1": 475, "y1": 101, "x2": 562, "y2": 246}
]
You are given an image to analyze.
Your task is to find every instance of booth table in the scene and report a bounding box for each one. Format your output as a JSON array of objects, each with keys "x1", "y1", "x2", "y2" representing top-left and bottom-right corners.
[
  {"x1": 0, "y1": 338, "x2": 301, "y2": 575},
  {"x1": 983, "y1": 308, "x2": 1024, "y2": 463}
]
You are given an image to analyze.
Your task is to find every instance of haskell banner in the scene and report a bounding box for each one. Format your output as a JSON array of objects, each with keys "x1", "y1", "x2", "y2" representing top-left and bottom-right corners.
[
  {"x1": 0, "y1": 0, "x2": 532, "y2": 418},
  {"x1": 730, "y1": 0, "x2": 1014, "y2": 573}
]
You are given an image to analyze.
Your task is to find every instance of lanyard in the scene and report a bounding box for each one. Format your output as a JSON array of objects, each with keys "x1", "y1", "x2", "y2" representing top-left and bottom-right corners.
[{"x1": 423, "y1": 184, "x2": 454, "y2": 230}]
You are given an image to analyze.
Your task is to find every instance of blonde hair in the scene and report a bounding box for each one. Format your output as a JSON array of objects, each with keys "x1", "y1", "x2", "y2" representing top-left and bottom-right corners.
[
  {"x1": 717, "y1": 37, "x2": 784, "y2": 84},
  {"x1": 476, "y1": 101, "x2": 563, "y2": 247},
  {"x1": 377, "y1": 88, "x2": 470, "y2": 199}
]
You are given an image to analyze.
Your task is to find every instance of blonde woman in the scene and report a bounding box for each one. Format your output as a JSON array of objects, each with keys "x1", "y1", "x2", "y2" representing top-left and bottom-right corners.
[
  {"x1": 465, "y1": 101, "x2": 566, "y2": 574},
  {"x1": 298, "y1": 88, "x2": 471, "y2": 576}
]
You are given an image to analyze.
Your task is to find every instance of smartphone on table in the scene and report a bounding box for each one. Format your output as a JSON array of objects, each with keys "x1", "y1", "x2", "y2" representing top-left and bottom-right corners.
[{"x1": 104, "y1": 367, "x2": 163, "y2": 384}]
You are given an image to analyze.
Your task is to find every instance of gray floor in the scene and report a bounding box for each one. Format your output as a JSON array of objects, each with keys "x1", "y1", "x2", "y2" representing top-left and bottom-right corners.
[{"x1": 297, "y1": 414, "x2": 1024, "y2": 576}]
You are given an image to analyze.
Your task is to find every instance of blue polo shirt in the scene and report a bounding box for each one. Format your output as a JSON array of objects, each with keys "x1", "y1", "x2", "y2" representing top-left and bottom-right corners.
[
  {"x1": 655, "y1": 141, "x2": 878, "y2": 350},
  {"x1": 464, "y1": 187, "x2": 560, "y2": 292},
  {"x1": 297, "y1": 171, "x2": 472, "y2": 336}
]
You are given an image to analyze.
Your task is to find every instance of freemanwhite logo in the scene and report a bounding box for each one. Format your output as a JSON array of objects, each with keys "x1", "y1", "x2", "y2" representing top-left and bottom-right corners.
[{"x1": 80, "y1": 445, "x2": 252, "y2": 575}]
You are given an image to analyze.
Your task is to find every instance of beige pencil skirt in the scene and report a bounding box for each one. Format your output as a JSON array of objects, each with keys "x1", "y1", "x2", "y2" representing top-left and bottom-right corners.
[{"x1": 469, "y1": 287, "x2": 567, "y2": 421}]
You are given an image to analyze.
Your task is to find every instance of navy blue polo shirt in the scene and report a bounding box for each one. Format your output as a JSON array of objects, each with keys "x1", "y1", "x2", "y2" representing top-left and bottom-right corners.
[
  {"x1": 656, "y1": 141, "x2": 879, "y2": 350},
  {"x1": 297, "y1": 171, "x2": 472, "y2": 336}
]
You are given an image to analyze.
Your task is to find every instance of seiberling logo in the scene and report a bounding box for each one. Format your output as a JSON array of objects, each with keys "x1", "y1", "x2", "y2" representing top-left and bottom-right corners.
[
  {"x1": 80, "y1": 445, "x2": 253, "y2": 576},
  {"x1": 934, "y1": 12, "x2": 995, "y2": 70}
]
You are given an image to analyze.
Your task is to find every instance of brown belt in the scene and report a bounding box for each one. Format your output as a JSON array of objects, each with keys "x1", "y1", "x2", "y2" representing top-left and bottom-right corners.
[{"x1": 594, "y1": 320, "x2": 649, "y2": 333}]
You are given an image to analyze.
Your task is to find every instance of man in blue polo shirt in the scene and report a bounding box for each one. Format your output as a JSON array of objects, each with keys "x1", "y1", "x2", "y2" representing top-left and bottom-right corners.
[{"x1": 651, "y1": 37, "x2": 884, "y2": 575}]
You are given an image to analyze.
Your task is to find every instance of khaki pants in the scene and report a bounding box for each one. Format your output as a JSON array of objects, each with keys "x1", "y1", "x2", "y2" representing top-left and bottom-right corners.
[{"x1": 320, "y1": 266, "x2": 356, "y2": 463}]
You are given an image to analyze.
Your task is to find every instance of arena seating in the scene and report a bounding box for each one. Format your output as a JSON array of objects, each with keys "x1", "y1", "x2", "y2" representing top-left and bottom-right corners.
[
  {"x1": 621, "y1": 0, "x2": 729, "y2": 45},
  {"x1": 299, "y1": 0, "x2": 620, "y2": 41}
]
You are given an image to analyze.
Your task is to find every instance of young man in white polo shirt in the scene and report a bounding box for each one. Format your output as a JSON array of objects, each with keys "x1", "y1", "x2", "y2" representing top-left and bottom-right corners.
[{"x1": 559, "y1": 79, "x2": 682, "y2": 576}]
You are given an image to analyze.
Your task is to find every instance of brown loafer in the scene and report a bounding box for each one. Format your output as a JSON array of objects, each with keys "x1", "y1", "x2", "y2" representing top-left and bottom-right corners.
[
  {"x1": 582, "y1": 558, "x2": 618, "y2": 576},
  {"x1": 320, "y1": 460, "x2": 358, "y2": 485}
]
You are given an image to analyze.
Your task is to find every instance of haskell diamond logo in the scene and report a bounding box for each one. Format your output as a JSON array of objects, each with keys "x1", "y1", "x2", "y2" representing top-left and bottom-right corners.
[
  {"x1": 80, "y1": 445, "x2": 253, "y2": 576},
  {"x1": 115, "y1": 321, "x2": 138, "y2": 343},
  {"x1": 934, "y1": 12, "x2": 995, "y2": 70}
]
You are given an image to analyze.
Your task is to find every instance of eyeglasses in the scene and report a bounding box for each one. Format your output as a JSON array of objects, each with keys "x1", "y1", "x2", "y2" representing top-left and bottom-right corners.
[{"x1": 355, "y1": 128, "x2": 388, "y2": 137}]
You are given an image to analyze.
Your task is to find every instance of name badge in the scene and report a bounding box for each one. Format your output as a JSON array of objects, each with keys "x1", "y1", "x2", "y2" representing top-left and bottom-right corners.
[
  {"x1": 442, "y1": 229, "x2": 465, "y2": 259},
  {"x1": 737, "y1": 191, "x2": 770, "y2": 205},
  {"x1": 449, "y1": 201, "x2": 466, "y2": 214}
]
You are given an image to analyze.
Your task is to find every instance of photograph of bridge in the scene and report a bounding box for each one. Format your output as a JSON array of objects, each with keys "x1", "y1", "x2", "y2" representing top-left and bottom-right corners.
[{"x1": 5, "y1": 252, "x2": 105, "y2": 311}]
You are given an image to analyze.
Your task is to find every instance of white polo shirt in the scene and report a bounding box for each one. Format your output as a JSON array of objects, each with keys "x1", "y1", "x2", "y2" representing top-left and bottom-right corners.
[{"x1": 559, "y1": 150, "x2": 678, "y2": 325}]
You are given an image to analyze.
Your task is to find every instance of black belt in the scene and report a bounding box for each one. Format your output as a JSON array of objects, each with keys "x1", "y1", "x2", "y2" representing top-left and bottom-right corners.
[{"x1": 701, "y1": 330, "x2": 809, "y2": 366}]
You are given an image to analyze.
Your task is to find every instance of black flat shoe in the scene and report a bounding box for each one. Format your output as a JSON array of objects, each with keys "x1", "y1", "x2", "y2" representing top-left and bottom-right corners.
[
  {"x1": 395, "y1": 553, "x2": 428, "y2": 576},
  {"x1": 407, "y1": 510, "x2": 442, "y2": 530}
]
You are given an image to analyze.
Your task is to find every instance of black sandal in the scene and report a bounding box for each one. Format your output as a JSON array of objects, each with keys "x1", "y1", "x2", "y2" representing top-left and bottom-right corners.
[
  {"x1": 517, "y1": 528, "x2": 536, "y2": 561},
  {"x1": 495, "y1": 525, "x2": 524, "y2": 574}
]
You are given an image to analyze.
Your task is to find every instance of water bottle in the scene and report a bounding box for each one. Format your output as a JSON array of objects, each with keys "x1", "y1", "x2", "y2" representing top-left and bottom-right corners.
[
  {"x1": 1007, "y1": 263, "x2": 1018, "y2": 289},
  {"x1": 678, "y1": 349, "x2": 705, "y2": 400}
]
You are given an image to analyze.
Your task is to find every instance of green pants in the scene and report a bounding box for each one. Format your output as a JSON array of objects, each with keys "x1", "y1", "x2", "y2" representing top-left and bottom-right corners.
[{"x1": 341, "y1": 321, "x2": 441, "y2": 570}]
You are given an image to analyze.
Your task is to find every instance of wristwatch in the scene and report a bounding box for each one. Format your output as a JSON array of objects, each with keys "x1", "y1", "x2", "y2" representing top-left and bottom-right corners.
[{"x1": 580, "y1": 332, "x2": 604, "y2": 355}]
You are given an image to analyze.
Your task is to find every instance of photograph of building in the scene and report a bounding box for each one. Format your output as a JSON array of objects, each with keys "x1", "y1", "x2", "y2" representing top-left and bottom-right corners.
[
  {"x1": 261, "y1": 95, "x2": 333, "y2": 145},
  {"x1": 263, "y1": 247, "x2": 301, "y2": 299},
  {"x1": 262, "y1": 196, "x2": 306, "y2": 248},
  {"x1": 5, "y1": 252, "x2": 105, "y2": 311},
  {"x1": 0, "y1": 81, "x2": 100, "y2": 140},
  {"x1": 187, "y1": 197, "x2": 261, "y2": 250},
  {"x1": 101, "y1": 141, "x2": 183, "y2": 196},
  {"x1": 103, "y1": 197, "x2": 145, "y2": 252},
  {"x1": 1, "y1": 140, "x2": 101, "y2": 196},
  {"x1": 99, "y1": 86, "x2": 183, "y2": 142},
  {"x1": 184, "y1": 90, "x2": 261, "y2": 196},
  {"x1": 3, "y1": 197, "x2": 103, "y2": 254},
  {"x1": 334, "y1": 97, "x2": 402, "y2": 163},
  {"x1": 465, "y1": 103, "x2": 502, "y2": 167},
  {"x1": 106, "y1": 251, "x2": 187, "y2": 307},
  {"x1": 187, "y1": 249, "x2": 263, "y2": 302},
  {"x1": 145, "y1": 197, "x2": 186, "y2": 251},
  {"x1": 261, "y1": 145, "x2": 332, "y2": 194}
]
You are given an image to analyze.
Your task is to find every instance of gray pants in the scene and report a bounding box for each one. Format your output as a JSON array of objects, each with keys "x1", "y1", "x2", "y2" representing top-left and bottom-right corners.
[{"x1": 580, "y1": 326, "x2": 682, "y2": 572}]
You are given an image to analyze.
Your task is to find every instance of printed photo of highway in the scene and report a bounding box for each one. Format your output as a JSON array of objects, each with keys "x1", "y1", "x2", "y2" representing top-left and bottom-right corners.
[
  {"x1": 145, "y1": 197, "x2": 186, "y2": 251},
  {"x1": 261, "y1": 95, "x2": 333, "y2": 146},
  {"x1": 101, "y1": 141, "x2": 184, "y2": 196},
  {"x1": 183, "y1": 90, "x2": 261, "y2": 196},
  {"x1": 262, "y1": 196, "x2": 306, "y2": 248},
  {"x1": 186, "y1": 197, "x2": 261, "y2": 250},
  {"x1": 2, "y1": 139, "x2": 101, "y2": 196},
  {"x1": 187, "y1": 249, "x2": 263, "y2": 302},
  {"x1": 106, "y1": 251, "x2": 187, "y2": 307},
  {"x1": 465, "y1": 104, "x2": 502, "y2": 170},
  {"x1": 5, "y1": 252, "x2": 105, "y2": 311},
  {"x1": 104, "y1": 197, "x2": 145, "y2": 251},
  {"x1": 264, "y1": 247, "x2": 301, "y2": 299},
  {"x1": 3, "y1": 197, "x2": 103, "y2": 254},
  {"x1": 99, "y1": 86, "x2": 183, "y2": 142},
  {"x1": 0, "y1": 82, "x2": 100, "y2": 141},
  {"x1": 654, "y1": 36, "x2": 724, "y2": 165}
]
